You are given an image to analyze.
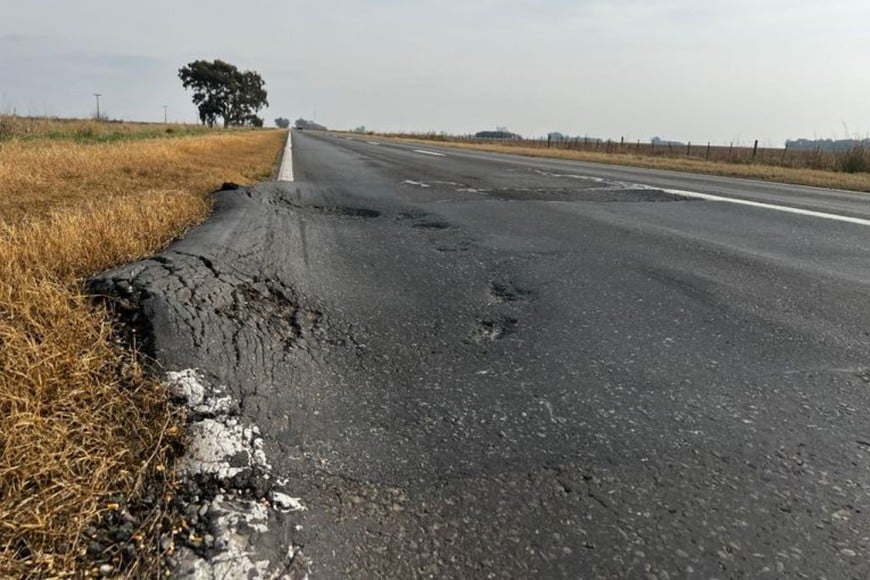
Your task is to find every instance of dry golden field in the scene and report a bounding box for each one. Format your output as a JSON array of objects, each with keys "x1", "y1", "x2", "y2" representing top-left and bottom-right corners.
[{"x1": 0, "y1": 119, "x2": 285, "y2": 577}]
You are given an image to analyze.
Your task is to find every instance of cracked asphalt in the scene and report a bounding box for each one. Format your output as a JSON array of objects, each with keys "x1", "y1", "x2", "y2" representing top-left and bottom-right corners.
[{"x1": 92, "y1": 131, "x2": 870, "y2": 578}]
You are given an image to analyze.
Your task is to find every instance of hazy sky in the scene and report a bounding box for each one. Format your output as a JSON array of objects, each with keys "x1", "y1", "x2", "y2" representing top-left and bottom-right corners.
[{"x1": 1, "y1": 0, "x2": 868, "y2": 145}]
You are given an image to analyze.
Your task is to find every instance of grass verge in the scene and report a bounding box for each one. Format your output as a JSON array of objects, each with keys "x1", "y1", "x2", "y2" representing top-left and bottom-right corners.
[
  {"x1": 374, "y1": 135, "x2": 870, "y2": 192},
  {"x1": 0, "y1": 126, "x2": 286, "y2": 577},
  {"x1": 0, "y1": 115, "x2": 211, "y2": 144}
]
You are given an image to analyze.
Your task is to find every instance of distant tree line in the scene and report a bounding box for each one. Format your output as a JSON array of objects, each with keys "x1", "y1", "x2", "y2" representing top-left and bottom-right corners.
[{"x1": 474, "y1": 130, "x2": 521, "y2": 140}]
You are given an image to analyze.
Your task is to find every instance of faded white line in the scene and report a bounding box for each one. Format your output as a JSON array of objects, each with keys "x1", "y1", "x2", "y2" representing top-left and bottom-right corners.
[
  {"x1": 413, "y1": 149, "x2": 446, "y2": 157},
  {"x1": 165, "y1": 370, "x2": 307, "y2": 577},
  {"x1": 539, "y1": 166, "x2": 870, "y2": 227},
  {"x1": 654, "y1": 186, "x2": 870, "y2": 227},
  {"x1": 403, "y1": 180, "x2": 431, "y2": 188},
  {"x1": 277, "y1": 130, "x2": 294, "y2": 182},
  {"x1": 368, "y1": 141, "x2": 381, "y2": 146}
]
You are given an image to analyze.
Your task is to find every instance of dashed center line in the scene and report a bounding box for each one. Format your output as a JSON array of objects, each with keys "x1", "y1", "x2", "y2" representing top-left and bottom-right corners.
[{"x1": 413, "y1": 149, "x2": 446, "y2": 157}]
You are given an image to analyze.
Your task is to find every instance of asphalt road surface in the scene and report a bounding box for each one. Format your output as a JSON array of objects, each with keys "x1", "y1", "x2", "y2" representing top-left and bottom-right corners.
[{"x1": 94, "y1": 131, "x2": 870, "y2": 578}]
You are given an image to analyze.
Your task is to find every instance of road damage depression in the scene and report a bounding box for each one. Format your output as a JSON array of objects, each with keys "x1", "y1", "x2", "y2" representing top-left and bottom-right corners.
[{"x1": 90, "y1": 130, "x2": 870, "y2": 578}]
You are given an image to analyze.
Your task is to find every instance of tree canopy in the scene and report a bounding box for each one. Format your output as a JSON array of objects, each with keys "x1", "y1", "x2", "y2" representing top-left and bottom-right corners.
[
  {"x1": 274, "y1": 117, "x2": 291, "y2": 129},
  {"x1": 178, "y1": 60, "x2": 268, "y2": 128}
]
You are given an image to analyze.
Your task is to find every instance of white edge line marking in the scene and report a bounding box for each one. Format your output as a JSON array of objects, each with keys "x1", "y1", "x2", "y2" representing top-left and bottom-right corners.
[
  {"x1": 413, "y1": 149, "x2": 446, "y2": 157},
  {"x1": 368, "y1": 141, "x2": 381, "y2": 146},
  {"x1": 658, "y1": 186, "x2": 870, "y2": 227},
  {"x1": 277, "y1": 130, "x2": 294, "y2": 182}
]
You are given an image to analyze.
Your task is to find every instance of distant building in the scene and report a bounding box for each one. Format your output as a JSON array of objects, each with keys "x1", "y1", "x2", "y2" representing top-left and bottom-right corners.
[
  {"x1": 650, "y1": 136, "x2": 684, "y2": 146},
  {"x1": 548, "y1": 132, "x2": 566, "y2": 142}
]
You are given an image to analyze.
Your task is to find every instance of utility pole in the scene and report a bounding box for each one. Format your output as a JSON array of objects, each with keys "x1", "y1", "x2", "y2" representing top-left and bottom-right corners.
[
  {"x1": 93, "y1": 92, "x2": 102, "y2": 121},
  {"x1": 163, "y1": 105, "x2": 168, "y2": 124}
]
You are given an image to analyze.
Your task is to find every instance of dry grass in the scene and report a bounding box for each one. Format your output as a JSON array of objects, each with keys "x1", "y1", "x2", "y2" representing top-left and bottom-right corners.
[
  {"x1": 0, "y1": 125, "x2": 286, "y2": 577},
  {"x1": 0, "y1": 115, "x2": 209, "y2": 143},
  {"x1": 378, "y1": 136, "x2": 870, "y2": 192}
]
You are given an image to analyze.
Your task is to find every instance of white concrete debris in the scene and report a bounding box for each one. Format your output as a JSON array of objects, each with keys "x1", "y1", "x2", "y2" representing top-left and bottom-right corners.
[
  {"x1": 270, "y1": 492, "x2": 307, "y2": 513},
  {"x1": 167, "y1": 369, "x2": 207, "y2": 407},
  {"x1": 178, "y1": 498, "x2": 273, "y2": 580},
  {"x1": 181, "y1": 420, "x2": 269, "y2": 479},
  {"x1": 167, "y1": 369, "x2": 305, "y2": 579},
  {"x1": 166, "y1": 369, "x2": 237, "y2": 416}
]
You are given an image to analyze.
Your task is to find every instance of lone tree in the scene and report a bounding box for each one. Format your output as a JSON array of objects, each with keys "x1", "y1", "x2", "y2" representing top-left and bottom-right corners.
[
  {"x1": 178, "y1": 59, "x2": 268, "y2": 128},
  {"x1": 274, "y1": 117, "x2": 291, "y2": 129}
]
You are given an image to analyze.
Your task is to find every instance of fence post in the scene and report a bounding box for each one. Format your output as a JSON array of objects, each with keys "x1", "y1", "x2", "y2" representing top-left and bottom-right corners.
[
  {"x1": 687, "y1": 142, "x2": 691, "y2": 157},
  {"x1": 706, "y1": 142, "x2": 711, "y2": 160},
  {"x1": 753, "y1": 139, "x2": 759, "y2": 161}
]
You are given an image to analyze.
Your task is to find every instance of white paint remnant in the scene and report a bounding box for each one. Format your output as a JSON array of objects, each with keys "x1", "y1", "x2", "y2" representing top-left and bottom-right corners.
[
  {"x1": 535, "y1": 167, "x2": 870, "y2": 227},
  {"x1": 413, "y1": 149, "x2": 446, "y2": 157},
  {"x1": 177, "y1": 497, "x2": 274, "y2": 580},
  {"x1": 167, "y1": 369, "x2": 207, "y2": 407},
  {"x1": 651, "y1": 185, "x2": 870, "y2": 227},
  {"x1": 166, "y1": 369, "x2": 238, "y2": 417},
  {"x1": 278, "y1": 131, "x2": 294, "y2": 182},
  {"x1": 534, "y1": 169, "x2": 605, "y2": 182},
  {"x1": 270, "y1": 492, "x2": 307, "y2": 513},
  {"x1": 181, "y1": 420, "x2": 269, "y2": 479},
  {"x1": 367, "y1": 141, "x2": 381, "y2": 146},
  {"x1": 166, "y1": 369, "x2": 305, "y2": 578},
  {"x1": 402, "y1": 180, "x2": 431, "y2": 188}
]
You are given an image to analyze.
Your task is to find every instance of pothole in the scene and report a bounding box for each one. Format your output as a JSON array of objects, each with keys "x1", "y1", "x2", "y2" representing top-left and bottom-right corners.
[
  {"x1": 489, "y1": 280, "x2": 532, "y2": 303},
  {"x1": 469, "y1": 316, "x2": 519, "y2": 343},
  {"x1": 413, "y1": 219, "x2": 451, "y2": 230},
  {"x1": 309, "y1": 205, "x2": 381, "y2": 218},
  {"x1": 216, "y1": 281, "x2": 325, "y2": 351},
  {"x1": 274, "y1": 197, "x2": 381, "y2": 218},
  {"x1": 396, "y1": 209, "x2": 428, "y2": 221}
]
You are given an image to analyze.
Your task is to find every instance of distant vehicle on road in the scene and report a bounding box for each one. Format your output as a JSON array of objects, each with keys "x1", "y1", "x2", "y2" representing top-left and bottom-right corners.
[{"x1": 295, "y1": 118, "x2": 327, "y2": 131}]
